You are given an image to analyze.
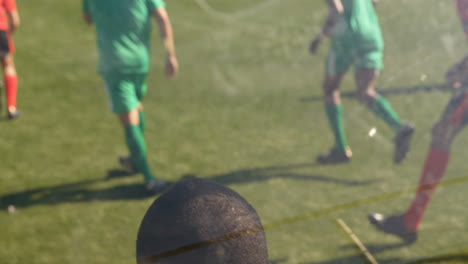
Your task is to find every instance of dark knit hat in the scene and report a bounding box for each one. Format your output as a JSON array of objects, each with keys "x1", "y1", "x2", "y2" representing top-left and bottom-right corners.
[{"x1": 136, "y1": 178, "x2": 269, "y2": 264}]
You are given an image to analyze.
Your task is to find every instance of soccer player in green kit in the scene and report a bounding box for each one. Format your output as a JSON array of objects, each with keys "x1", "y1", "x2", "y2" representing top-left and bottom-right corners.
[
  {"x1": 310, "y1": 0, "x2": 414, "y2": 164},
  {"x1": 83, "y1": 0, "x2": 178, "y2": 194}
]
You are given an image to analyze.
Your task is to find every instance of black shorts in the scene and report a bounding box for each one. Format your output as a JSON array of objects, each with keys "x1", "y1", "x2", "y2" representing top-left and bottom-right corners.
[{"x1": 0, "y1": 30, "x2": 11, "y2": 58}]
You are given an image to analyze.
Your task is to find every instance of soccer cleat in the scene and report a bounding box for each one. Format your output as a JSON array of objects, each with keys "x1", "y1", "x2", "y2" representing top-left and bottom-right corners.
[
  {"x1": 146, "y1": 180, "x2": 166, "y2": 195},
  {"x1": 368, "y1": 213, "x2": 417, "y2": 244},
  {"x1": 393, "y1": 123, "x2": 414, "y2": 164},
  {"x1": 317, "y1": 147, "x2": 352, "y2": 164},
  {"x1": 7, "y1": 108, "x2": 21, "y2": 120},
  {"x1": 119, "y1": 156, "x2": 138, "y2": 173}
]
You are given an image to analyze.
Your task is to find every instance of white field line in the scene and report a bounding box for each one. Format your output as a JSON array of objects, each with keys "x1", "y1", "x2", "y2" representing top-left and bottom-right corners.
[
  {"x1": 172, "y1": 18, "x2": 214, "y2": 33},
  {"x1": 194, "y1": 0, "x2": 282, "y2": 22},
  {"x1": 337, "y1": 218, "x2": 379, "y2": 264}
]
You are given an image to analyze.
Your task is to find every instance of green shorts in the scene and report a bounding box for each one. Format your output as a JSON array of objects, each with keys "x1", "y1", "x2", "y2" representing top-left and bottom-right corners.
[
  {"x1": 102, "y1": 73, "x2": 148, "y2": 114},
  {"x1": 326, "y1": 38, "x2": 383, "y2": 76}
]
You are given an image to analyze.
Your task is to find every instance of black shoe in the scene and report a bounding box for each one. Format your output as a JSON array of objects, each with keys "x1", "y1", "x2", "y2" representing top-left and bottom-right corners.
[
  {"x1": 368, "y1": 213, "x2": 417, "y2": 244},
  {"x1": 317, "y1": 147, "x2": 352, "y2": 164},
  {"x1": 394, "y1": 123, "x2": 414, "y2": 164},
  {"x1": 119, "y1": 156, "x2": 138, "y2": 173},
  {"x1": 7, "y1": 109, "x2": 21, "y2": 120}
]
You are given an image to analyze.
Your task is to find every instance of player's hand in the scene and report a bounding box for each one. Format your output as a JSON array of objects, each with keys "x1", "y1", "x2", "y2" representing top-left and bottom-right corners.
[
  {"x1": 165, "y1": 56, "x2": 178, "y2": 79},
  {"x1": 445, "y1": 58, "x2": 468, "y2": 89},
  {"x1": 445, "y1": 66, "x2": 462, "y2": 89},
  {"x1": 309, "y1": 35, "x2": 323, "y2": 55}
]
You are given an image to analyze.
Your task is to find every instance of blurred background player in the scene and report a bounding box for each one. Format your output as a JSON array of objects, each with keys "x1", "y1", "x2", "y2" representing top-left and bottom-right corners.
[
  {"x1": 83, "y1": 0, "x2": 178, "y2": 194},
  {"x1": 368, "y1": 0, "x2": 468, "y2": 244},
  {"x1": 446, "y1": 0, "x2": 468, "y2": 89},
  {"x1": 0, "y1": 0, "x2": 20, "y2": 119},
  {"x1": 136, "y1": 178, "x2": 270, "y2": 264},
  {"x1": 310, "y1": 0, "x2": 414, "y2": 164}
]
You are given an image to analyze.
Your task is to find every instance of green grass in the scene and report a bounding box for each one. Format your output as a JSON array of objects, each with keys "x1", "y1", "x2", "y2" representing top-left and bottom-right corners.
[{"x1": 1, "y1": 0, "x2": 468, "y2": 263}]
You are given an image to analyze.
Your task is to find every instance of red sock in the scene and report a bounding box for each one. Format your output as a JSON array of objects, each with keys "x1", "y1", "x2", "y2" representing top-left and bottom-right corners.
[
  {"x1": 4, "y1": 74, "x2": 18, "y2": 111},
  {"x1": 404, "y1": 148, "x2": 450, "y2": 231}
]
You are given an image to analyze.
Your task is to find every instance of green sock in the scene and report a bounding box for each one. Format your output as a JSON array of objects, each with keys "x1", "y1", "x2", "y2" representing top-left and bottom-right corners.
[
  {"x1": 368, "y1": 96, "x2": 402, "y2": 132},
  {"x1": 139, "y1": 111, "x2": 146, "y2": 135},
  {"x1": 325, "y1": 104, "x2": 348, "y2": 152},
  {"x1": 124, "y1": 125, "x2": 155, "y2": 183}
]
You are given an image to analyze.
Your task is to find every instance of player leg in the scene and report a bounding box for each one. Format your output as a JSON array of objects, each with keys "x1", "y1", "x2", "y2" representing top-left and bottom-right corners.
[
  {"x1": 317, "y1": 48, "x2": 353, "y2": 164},
  {"x1": 355, "y1": 67, "x2": 402, "y2": 131},
  {"x1": 0, "y1": 31, "x2": 19, "y2": 119},
  {"x1": 403, "y1": 87, "x2": 468, "y2": 230},
  {"x1": 104, "y1": 73, "x2": 164, "y2": 194},
  {"x1": 135, "y1": 75, "x2": 148, "y2": 135},
  {"x1": 119, "y1": 75, "x2": 147, "y2": 171},
  {"x1": 369, "y1": 86, "x2": 468, "y2": 243},
  {"x1": 355, "y1": 50, "x2": 413, "y2": 163}
]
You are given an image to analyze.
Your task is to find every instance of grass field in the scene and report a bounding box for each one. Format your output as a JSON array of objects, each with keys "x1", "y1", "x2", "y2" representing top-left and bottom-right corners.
[{"x1": 1, "y1": 0, "x2": 468, "y2": 263}]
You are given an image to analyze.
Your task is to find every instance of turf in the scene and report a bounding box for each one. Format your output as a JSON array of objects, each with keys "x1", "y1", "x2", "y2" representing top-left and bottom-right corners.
[{"x1": 0, "y1": 0, "x2": 467, "y2": 263}]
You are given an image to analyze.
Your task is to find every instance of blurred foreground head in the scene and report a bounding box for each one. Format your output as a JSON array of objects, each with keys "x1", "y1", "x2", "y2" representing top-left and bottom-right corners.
[{"x1": 136, "y1": 178, "x2": 269, "y2": 264}]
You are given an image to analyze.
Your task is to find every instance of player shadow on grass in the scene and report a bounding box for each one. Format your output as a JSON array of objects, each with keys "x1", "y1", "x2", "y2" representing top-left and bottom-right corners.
[
  {"x1": 195, "y1": 163, "x2": 379, "y2": 186},
  {"x1": 303, "y1": 243, "x2": 405, "y2": 264},
  {"x1": 304, "y1": 255, "x2": 401, "y2": 264},
  {"x1": 299, "y1": 241, "x2": 405, "y2": 264},
  {"x1": 270, "y1": 258, "x2": 288, "y2": 264},
  {"x1": 340, "y1": 240, "x2": 412, "y2": 253},
  {"x1": 0, "y1": 169, "x2": 171, "y2": 210},
  {"x1": 299, "y1": 251, "x2": 468, "y2": 264},
  {"x1": 299, "y1": 83, "x2": 449, "y2": 103},
  {"x1": 408, "y1": 254, "x2": 468, "y2": 263},
  {"x1": 0, "y1": 164, "x2": 377, "y2": 210},
  {"x1": 314, "y1": 241, "x2": 468, "y2": 264}
]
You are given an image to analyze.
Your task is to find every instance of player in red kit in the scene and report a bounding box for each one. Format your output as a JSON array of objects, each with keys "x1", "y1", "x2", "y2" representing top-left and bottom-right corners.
[
  {"x1": 446, "y1": 0, "x2": 468, "y2": 89},
  {"x1": 368, "y1": 0, "x2": 468, "y2": 243},
  {"x1": 0, "y1": 0, "x2": 20, "y2": 119}
]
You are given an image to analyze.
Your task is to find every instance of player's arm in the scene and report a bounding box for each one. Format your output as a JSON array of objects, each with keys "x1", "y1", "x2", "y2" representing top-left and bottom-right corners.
[
  {"x1": 4, "y1": 0, "x2": 20, "y2": 32},
  {"x1": 82, "y1": 0, "x2": 93, "y2": 25},
  {"x1": 310, "y1": 0, "x2": 344, "y2": 54},
  {"x1": 153, "y1": 7, "x2": 178, "y2": 78},
  {"x1": 322, "y1": 0, "x2": 344, "y2": 36},
  {"x1": 445, "y1": 0, "x2": 468, "y2": 88}
]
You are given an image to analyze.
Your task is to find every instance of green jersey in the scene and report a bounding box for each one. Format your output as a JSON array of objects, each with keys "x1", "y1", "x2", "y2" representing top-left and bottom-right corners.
[
  {"x1": 332, "y1": 0, "x2": 383, "y2": 50},
  {"x1": 83, "y1": 0, "x2": 166, "y2": 74}
]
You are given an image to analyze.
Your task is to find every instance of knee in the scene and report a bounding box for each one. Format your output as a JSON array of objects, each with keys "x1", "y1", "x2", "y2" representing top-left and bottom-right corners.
[
  {"x1": 119, "y1": 108, "x2": 140, "y2": 126},
  {"x1": 322, "y1": 80, "x2": 332, "y2": 93},
  {"x1": 322, "y1": 80, "x2": 336, "y2": 99},
  {"x1": 432, "y1": 121, "x2": 447, "y2": 139},
  {"x1": 4, "y1": 65, "x2": 16, "y2": 76},
  {"x1": 1, "y1": 55, "x2": 16, "y2": 76},
  {"x1": 357, "y1": 89, "x2": 375, "y2": 105}
]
